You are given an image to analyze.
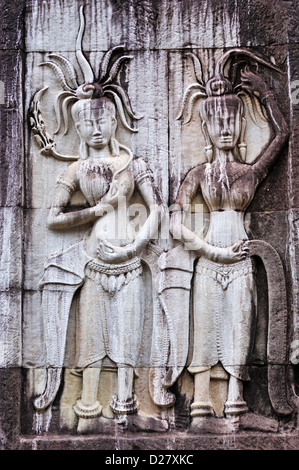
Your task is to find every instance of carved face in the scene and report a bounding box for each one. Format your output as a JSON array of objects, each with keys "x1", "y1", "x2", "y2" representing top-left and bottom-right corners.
[
  {"x1": 201, "y1": 95, "x2": 243, "y2": 151},
  {"x1": 75, "y1": 101, "x2": 116, "y2": 149}
]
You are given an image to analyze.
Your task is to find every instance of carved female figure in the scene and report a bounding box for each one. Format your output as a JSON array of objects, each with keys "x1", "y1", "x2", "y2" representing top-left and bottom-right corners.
[
  {"x1": 50, "y1": 96, "x2": 161, "y2": 420},
  {"x1": 32, "y1": 8, "x2": 163, "y2": 427},
  {"x1": 172, "y1": 50, "x2": 289, "y2": 420}
]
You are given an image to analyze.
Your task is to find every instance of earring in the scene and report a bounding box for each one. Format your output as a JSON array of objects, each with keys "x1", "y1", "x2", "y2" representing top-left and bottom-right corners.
[
  {"x1": 238, "y1": 142, "x2": 247, "y2": 162},
  {"x1": 110, "y1": 138, "x2": 120, "y2": 157},
  {"x1": 238, "y1": 116, "x2": 247, "y2": 162}
]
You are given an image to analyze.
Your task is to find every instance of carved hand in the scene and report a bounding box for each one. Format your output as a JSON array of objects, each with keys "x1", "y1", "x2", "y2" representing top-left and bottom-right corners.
[
  {"x1": 240, "y1": 66, "x2": 270, "y2": 98},
  {"x1": 211, "y1": 239, "x2": 249, "y2": 264},
  {"x1": 226, "y1": 239, "x2": 249, "y2": 262},
  {"x1": 93, "y1": 201, "x2": 116, "y2": 217},
  {"x1": 96, "y1": 240, "x2": 138, "y2": 263}
]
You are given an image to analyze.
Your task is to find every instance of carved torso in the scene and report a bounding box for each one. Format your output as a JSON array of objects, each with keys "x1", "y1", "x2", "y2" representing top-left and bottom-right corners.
[
  {"x1": 200, "y1": 161, "x2": 258, "y2": 213},
  {"x1": 77, "y1": 154, "x2": 131, "y2": 206},
  {"x1": 77, "y1": 159, "x2": 113, "y2": 206},
  {"x1": 177, "y1": 159, "x2": 260, "y2": 247}
]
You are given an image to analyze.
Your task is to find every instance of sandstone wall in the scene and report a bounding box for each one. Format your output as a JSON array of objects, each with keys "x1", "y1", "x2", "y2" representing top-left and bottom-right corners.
[{"x1": 1, "y1": 0, "x2": 299, "y2": 450}]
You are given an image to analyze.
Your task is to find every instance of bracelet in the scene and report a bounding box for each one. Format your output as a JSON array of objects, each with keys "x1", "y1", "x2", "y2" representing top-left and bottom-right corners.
[
  {"x1": 127, "y1": 244, "x2": 138, "y2": 260},
  {"x1": 93, "y1": 205, "x2": 103, "y2": 216}
]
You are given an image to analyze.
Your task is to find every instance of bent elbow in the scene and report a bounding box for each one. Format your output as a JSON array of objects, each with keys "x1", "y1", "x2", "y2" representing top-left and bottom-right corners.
[
  {"x1": 46, "y1": 211, "x2": 64, "y2": 230},
  {"x1": 46, "y1": 218, "x2": 57, "y2": 230}
]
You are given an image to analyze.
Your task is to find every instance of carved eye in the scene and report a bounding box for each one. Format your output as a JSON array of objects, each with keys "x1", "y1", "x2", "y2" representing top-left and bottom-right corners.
[{"x1": 211, "y1": 81, "x2": 224, "y2": 95}]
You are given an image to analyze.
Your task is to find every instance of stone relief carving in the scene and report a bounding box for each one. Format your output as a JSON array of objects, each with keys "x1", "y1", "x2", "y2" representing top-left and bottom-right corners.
[
  {"x1": 168, "y1": 48, "x2": 293, "y2": 429},
  {"x1": 28, "y1": 6, "x2": 294, "y2": 435},
  {"x1": 30, "y1": 7, "x2": 168, "y2": 434}
]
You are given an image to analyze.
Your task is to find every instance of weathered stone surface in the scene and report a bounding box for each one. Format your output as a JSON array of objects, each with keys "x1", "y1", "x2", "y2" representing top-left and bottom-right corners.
[
  {"x1": 0, "y1": 0, "x2": 25, "y2": 51},
  {"x1": 238, "y1": 0, "x2": 288, "y2": 47},
  {"x1": 17, "y1": 431, "x2": 299, "y2": 451},
  {"x1": 0, "y1": 109, "x2": 23, "y2": 207},
  {"x1": 0, "y1": 207, "x2": 23, "y2": 291},
  {"x1": 2, "y1": 0, "x2": 299, "y2": 451},
  {"x1": 0, "y1": 291, "x2": 22, "y2": 368},
  {"x1": 24, "y1": 0, "x2": 248, "y2": 53},
  {"x1": 23, "y1": 208, "x2": 90, "y2": 290},
  {"x1": 0, "y1": 368, "x2": 22, "y2": 450}
]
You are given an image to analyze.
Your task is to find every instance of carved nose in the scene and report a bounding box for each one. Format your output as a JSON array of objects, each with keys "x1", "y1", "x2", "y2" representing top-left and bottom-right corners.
[
  {"x1": 221, "y1": 129, "x2": 231, "y2": 136},
  {"x1": 93, "y1": 123, "x2": 102, "y2": 134}
]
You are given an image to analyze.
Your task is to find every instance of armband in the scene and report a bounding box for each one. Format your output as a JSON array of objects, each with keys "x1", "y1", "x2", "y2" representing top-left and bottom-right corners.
[
  {"x1": 135, "y1": 169, "x2": 153, "y2": 186},
  {"x1": 56, "y1": 177, "x2": 77, "y2": 195}
]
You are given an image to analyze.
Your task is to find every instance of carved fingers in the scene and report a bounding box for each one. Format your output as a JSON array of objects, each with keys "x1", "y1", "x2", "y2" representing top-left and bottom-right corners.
[
  {"x1": 97, "y1": 240, "x2": 136, "y2": 263},
  {"x1": 97, "y1": 240, "x2": 121, "y2": 262},
  {"x1": 212, "y1": 239, "x2": 249, "y2": 264},
  {"x1": 240, "y1": 66, "x2": 269, "y2": 97},
  {"x1": 93, "y1": 201, "x2": 115, "y2": 217},
  {"x1": 232, "y1": 239, "x2": 250, "y2": 257}
]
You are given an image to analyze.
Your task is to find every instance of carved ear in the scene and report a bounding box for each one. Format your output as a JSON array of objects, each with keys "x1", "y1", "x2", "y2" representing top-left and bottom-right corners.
[
  {"x1": 111, "y1": 116, "x2": 117, "y2": 132},
  {"x1": 201, "y1": 121, "x2": 211, "y2": 145},
  {"x1": 75, "y1": 121, "x2": 81, "y2": 132},
  {"x1": 201, "y1": 121, "x2": 213, "y2": 162},
  {"x1": 109, "y1": 118, "x2": 119, "y2": 157},
  {"x1": 79, "y1": 140, "x2": 89, "y2": 160}
]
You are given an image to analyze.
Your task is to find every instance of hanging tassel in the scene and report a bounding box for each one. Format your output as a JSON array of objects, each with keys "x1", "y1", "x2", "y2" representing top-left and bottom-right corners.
[{"x1": 238, "y1": 143, "x2": 247, "y2": 163}]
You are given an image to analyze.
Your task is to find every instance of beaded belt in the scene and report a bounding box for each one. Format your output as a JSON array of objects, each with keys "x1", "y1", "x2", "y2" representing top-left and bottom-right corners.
[
  {"x1": 87, "y1": 257, "x2": 141, "y2": 275},
  {"x1": 85, "y1": 257, "x2": 142, "y2": 295},
  {"x1": 196, "y1": 257, "x2": 255, "y2": 290}
]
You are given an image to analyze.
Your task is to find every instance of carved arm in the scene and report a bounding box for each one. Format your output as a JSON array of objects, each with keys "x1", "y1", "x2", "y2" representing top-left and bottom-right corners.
[
  {"x1": 171, "y1": 166, "x2": 247, "y2": 263},
  {"x1": 47, "y1": 162, "x2": 111, "y2": 230},
  {"x1": 96, "y1": 159, "x2": 166, "y2": 263},
  {"x1": 132, "y1": 175, "x2": 166, "y2": 255},
  {"x1": 240, "y1": 69, "x2": 289, "y2": 181}
]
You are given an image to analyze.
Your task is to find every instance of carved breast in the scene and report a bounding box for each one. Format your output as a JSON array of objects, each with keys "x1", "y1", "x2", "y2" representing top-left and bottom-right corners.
[
  {"x1": 201, "y1": 162, "x2": 257, "y2": 212},
  {"x1": 77, "y1": 155, "x2": 133, "y2": 207},
  {"x1": 77, "y1": 159, "x2": 114, "y2": 206}
]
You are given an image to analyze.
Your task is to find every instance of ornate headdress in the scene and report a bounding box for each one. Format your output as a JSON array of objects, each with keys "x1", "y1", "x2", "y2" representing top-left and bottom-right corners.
[
  {"x1": 176, "y1": 48, "x2": 284, "y2": 162},
  {"x1": 30, "y1": 6, "x2": 142, "y2": 162}
]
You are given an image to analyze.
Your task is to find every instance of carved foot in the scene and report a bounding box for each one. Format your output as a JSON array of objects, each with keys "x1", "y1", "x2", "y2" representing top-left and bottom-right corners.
[
  {"x1": 239, "y1": 412, "x2": 279, "y2": 433},
  {"x1": 77, "y1": 415, "x2": 116, "y2": 434},
  {"x1": 118, "y1": 414, "x2": 169, "y2": 433},
  {"x1": 189, "y1": 416, "x2": 239, "y2": 434},
  {"x1": 224, "y1": 400, "x2": 248, "y2": 418},
  {"x1": 73, "y1": 399, "x2": 102, "y2": 419},
  {"x1": 111, "y1": 394, "x2": 138, "y2": 415},
  {"x1": 190, "y1": 400, "x2": 215, "y2": 417}
]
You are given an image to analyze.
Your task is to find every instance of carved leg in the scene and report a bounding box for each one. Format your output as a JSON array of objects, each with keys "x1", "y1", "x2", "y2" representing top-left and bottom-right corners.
[
  {"x1": 112, "y1": 366, "x2": 169, "y2": 432},
  {"x1": 224, "y1": 375, "x2": 248, "y2": 417},
  {"x1": 73, "y1": 365, "x2": 102, "y2": 418},
  {"x1": 191, "y1": 370, "x2": 214, "y2": 417},
  {"x1": 111, "y1": 365, "x2": 138, "y2": 415}
]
